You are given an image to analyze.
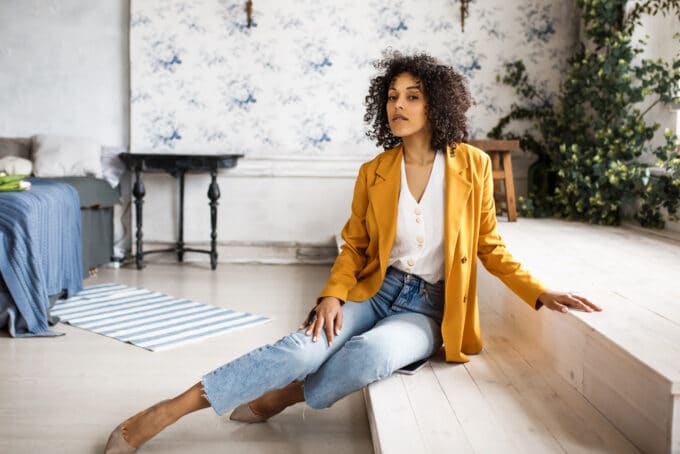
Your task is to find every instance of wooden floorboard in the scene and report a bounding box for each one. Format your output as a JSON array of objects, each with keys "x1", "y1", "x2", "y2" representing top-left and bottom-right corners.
[
  {"x1": 1, "y1": 264, "x2": 373, "y2": 454},
  {"x1": 430, "y1": 358, "x2": 520, "y2": 453},
  {"x1": 483, "y1": 312, "x2": 640, "y2": 454},
  {"x1": 350, "y1": 219, "x2": 674, "y2": 453},
  {"x1": 401, "y1": 363, "x2": 474, "y2": 453},
  {"x1": 474, "y1": 218, "x2": 680, "y2": 454},
  {"x1": 461, "y1": 345, "x2": 568, "y2": 453},
  {"x1": 365, "y1": 373, "x2": 426, "y2": 453}
]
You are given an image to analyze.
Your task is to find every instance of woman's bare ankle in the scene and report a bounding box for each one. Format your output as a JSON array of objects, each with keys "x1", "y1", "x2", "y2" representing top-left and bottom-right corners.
[
  {"x1": 123, "y1": 400, "x2": 175, "y2": 448},
  {"x1": 250, "y1": 380, "x2": 305, "y2": 418},
  {"x1": 168, "y1": 382, "x2": 210, "y2": 421}
]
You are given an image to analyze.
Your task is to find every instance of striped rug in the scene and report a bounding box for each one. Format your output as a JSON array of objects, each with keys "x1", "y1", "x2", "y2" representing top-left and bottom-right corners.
[{"x1": 51, "y1": 283, "x2": 271, "y2": 351}]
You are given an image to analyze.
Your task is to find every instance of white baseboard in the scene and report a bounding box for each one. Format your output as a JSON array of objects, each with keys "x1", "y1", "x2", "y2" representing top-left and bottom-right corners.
[
  {"x1": 130, "y1": 240, "x2": 338, "y2": 265},
  {"x1": 225, "y1": 155, "x2": 366, "y2": 178}
]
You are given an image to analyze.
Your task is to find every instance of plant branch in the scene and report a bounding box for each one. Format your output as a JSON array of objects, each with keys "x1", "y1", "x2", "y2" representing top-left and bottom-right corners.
[{"x1": 638, "y1": 97, "x2": 663, "y2": 118}]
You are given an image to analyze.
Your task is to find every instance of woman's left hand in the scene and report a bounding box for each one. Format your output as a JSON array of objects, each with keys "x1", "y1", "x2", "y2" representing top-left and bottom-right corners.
[{"x1": 537, "y1": 290, "x2": 602, "y2": 313}]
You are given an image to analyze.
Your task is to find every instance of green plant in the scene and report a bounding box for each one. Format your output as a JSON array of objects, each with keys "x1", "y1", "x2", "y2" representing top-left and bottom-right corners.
[{"x1": 490, "y1": 0, "x2": 680, "y2": 227}]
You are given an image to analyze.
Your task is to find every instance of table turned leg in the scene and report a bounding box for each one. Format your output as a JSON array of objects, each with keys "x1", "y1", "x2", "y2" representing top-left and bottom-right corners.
[
  {"x1": 207, "y1": 169, "x2": 221, "y2": 270},
  {"x1": 132, "y1": 165, "x2": 146, "y2": 269},
  {"x1": 177, "y1": 169, "x2": 185, "y2": 262}
]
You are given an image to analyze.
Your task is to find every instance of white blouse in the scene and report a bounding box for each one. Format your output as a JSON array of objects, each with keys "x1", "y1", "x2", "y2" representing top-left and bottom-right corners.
[{"x1": 387, "y1": 150, "x2": 445, "y2": 284}]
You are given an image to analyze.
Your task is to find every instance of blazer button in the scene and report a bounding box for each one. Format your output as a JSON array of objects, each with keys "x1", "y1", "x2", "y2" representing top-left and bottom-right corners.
[{"x1": 461, "y1": 257, "x2": 467, "y2": 264}]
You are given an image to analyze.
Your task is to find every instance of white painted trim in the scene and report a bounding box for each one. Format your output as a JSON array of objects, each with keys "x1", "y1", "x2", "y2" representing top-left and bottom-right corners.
[
  {"x1": 225, "y1": 155, "x2": 367, "y2": 178},
  {"x1": 126, "y1": 240, "x2": 338, "y2": 266}
]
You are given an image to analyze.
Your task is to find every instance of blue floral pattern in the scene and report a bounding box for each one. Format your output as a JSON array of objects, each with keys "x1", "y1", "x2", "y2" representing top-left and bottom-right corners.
[{"x1": 130, "y1": 0, "x2": 579, "y2": 155}]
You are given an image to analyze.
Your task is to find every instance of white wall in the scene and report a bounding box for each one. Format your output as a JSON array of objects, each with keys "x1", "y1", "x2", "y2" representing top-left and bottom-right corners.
[
  {"x1": 630, "y1": 4, "x2": 680, "y2": 233},
  {"x1": 125, "y1": 0, "x2": 581, "y2": 254},
  {"x1": 138, "y1": 158, "x2": 360, "y2": 245},
  {"x1": 1, "y1": 0, "x2": 581, "y2": 261},
  {"x1": 5, "y1": 1, "x2": 676, "y2": 258},
  {"x1": 631, "y1": 5, "x2": 680, "y2": 161},
  {"x1": 0, "y1": 0, "x2": 130, "y2": 147}
]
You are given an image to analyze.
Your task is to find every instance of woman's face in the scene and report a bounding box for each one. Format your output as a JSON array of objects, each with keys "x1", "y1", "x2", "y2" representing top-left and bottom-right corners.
[{"x1": 386, "y1": 72, "x2": 430, "y2": 140}]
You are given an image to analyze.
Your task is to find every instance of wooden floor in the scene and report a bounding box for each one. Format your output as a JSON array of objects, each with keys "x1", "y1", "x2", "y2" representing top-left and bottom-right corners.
[
  {"x1": 366, "y1": 308, "x2": 640, "y2": 454},
  {"x1": 4, "y1": 218, "x2": 677, "y2": 453},
  {"x1": 490, "y1": 217, "x2": 680, "y2": 384},
  {"x1": 365, "y1": 218, "x2": 680, "y2": 454},
  {"x1": 484, "y1": 218, "x2": 680, "y2": 454},
  {"x1": 0, "y1": 263, "x2": 372, "y2": 454}
]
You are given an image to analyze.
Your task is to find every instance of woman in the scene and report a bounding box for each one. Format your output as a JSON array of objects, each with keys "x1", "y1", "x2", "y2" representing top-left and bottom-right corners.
[{"x1": 105, "y1": 51, "x2": 602, "y2": 453}]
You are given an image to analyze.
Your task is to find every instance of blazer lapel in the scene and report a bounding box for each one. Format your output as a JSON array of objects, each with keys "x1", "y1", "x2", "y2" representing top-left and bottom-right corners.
[
  {"x1": 367, "y1": 145, "x2": 402, "y2": 275},
  {"x1": 444, "y1": 143, "x2": 473, "y2": 275}
]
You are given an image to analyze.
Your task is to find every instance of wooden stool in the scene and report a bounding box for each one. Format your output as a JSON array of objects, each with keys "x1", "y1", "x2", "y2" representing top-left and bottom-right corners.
[{"x1": 468, "y1": 139, "x2": 518, "y2": 222}]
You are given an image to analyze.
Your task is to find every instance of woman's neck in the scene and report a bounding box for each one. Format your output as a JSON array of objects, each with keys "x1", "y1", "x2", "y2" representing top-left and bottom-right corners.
[{"x1": 402, "y1": 133, "x2": 435, "y2": 165}]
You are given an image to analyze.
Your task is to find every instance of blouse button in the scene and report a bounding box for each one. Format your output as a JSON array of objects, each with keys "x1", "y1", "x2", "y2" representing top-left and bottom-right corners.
[
  {"x1": 414, "y1": 207, "x2": 422, "y2": 215},
  {"x1": 416, "y1": 235, "x2": 424, "y2": 243},
  {"x1": 407, "y1": 258, "x2": 415, "y2": 266},
  {"x1": 461, "y1": 257, "x2": 468, "y2": 264},
  {"x1": 416, "y1": 217, "x2": 422, "y2": 224}
]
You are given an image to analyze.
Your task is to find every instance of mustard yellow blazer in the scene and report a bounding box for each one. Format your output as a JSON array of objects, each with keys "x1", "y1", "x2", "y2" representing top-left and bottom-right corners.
[{"x1": 318, "y1": 142, "x2": 547, "y2": 363}]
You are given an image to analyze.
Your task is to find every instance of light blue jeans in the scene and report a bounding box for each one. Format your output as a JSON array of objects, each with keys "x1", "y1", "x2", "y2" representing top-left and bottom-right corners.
[{"x1": 201, "y1": 266, "x2": 444, "y2": 414}]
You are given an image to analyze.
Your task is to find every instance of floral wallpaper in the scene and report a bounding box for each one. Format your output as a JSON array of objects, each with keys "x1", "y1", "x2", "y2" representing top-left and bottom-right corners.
[{"x1": 130, "y1": 0, "x2": 579, "y2": 157}]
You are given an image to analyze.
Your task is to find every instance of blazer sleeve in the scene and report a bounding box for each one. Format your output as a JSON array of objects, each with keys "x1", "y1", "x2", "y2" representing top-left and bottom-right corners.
[
  {"x1": 476, "y1": 154, "x2": 547, "y2": 310},
  {"x1": 317, "y1": 162, "x2": 370, "y2": 304}
]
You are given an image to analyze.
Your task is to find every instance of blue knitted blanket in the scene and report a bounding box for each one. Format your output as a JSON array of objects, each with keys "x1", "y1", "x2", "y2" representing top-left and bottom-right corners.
[{"x1": 0, "y1": 179, "x2": 83, "y2": 337}]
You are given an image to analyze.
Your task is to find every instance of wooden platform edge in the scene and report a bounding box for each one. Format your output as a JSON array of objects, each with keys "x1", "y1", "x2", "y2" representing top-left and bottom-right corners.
[
  {"x1": 363, "y1": 387, "x2": 383, "y2": 454},
  {"x1": 477, "y1": 266, "x2": 677, "y2": 454}
]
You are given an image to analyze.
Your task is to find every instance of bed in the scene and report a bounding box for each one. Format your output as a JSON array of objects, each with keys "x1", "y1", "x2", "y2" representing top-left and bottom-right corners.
[{"x1": 0, "y1": 179, "x2": 83, "y2": 337}]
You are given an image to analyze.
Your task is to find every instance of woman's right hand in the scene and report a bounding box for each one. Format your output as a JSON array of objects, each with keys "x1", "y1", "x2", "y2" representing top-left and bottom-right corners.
[{"x1": 299, "y1": 296, "x2": 344, "y2": 346}]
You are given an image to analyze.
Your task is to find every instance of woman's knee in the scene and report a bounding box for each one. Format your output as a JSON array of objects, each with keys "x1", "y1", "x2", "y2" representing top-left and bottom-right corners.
[
  {"x1": 274, "y1": 330, "x2": 328, "y2": 375},
  {"x1": 342, "y1": 334, "x2": 394, "y2": 380}
]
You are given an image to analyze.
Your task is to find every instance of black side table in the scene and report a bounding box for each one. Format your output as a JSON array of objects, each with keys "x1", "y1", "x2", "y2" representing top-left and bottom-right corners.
[{"x1": 119, "y1": 153, "x2": 243, "y2": 270}]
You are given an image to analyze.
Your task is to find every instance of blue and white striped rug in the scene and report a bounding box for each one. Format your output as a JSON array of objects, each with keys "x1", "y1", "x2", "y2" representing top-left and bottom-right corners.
[{"x1": 51, "y1": 283, "x2": 272, "y2": 351}]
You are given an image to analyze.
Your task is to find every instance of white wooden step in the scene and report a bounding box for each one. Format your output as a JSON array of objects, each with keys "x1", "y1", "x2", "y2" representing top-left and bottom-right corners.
[
  {"x1": 365, "y1": 318, "x2": 639, "y2": 454},
  {"x1": 477, "y1": 218, "x2": 680, "y2": 454},
  {"x1": 335, "y1": 219, "x2": 679, "y2": 453}
]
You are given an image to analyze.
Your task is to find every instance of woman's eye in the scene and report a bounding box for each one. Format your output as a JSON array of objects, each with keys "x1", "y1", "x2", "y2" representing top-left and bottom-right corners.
[
  {"x1": 408, "y1": 95, "x2": 418, "y2": 100},
  {"x1": 388, "y1": 95, "x2": 396, "y2": 101}
]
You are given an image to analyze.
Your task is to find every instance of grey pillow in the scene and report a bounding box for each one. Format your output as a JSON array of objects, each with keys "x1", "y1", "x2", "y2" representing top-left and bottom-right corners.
[
  {"x1": 0, "y1": 137, "x2": 31, "y2": 160},
  {"x1": 32, "y1": 134, "x2": 103, "y2": 178}
]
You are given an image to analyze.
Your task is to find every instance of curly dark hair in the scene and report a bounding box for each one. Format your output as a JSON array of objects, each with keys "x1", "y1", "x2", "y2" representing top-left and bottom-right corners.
[{"x1": 364, "y1": 50, "x2": 472, "y2": 151}]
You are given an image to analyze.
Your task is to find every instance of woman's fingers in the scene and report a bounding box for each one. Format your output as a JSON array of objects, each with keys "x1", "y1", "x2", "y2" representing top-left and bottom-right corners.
[
  {"x1": 575, "y1": 295, "x2": 602, "y2": 311},
  {"x1": 554, "y1": 294, "x2": 600, "y2": 313},
  {"x1": 540, "y1": 290, "x2": 602, "y2": 314},
  {"x1": 304, "y1": 311, "x2": 339, "y2": 346},
  {"x1": 335, "y1": 309, "x2": 343, "y2": 335},
  {"x1": 312, "y1": 314, "x2": 325, "y2": 343},
  {"x1": 301, "y1": 299, "x2": 344, "y2": 346},
  {"x1": 569, "y1": 295, "x2": 593, "y2": 312},
  {"x1": 562, "y1": 294, "x2": 598, "y2": 312},
  {"x1": 550, "y1": 299, "x2": 569, "y2": 313},
  {"x1": 325, "y1": 316, "x2": 335, "y2": 346},
  {"x1": 303, "y1": 316, "x2": 326, "y2": 342},
  {"x1": 300, "y1": 307, "x2": 317, "y2": 330}
]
